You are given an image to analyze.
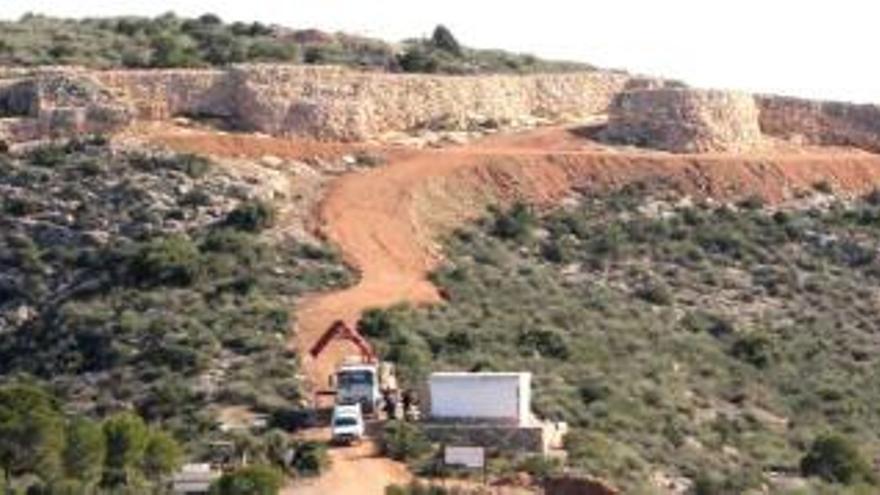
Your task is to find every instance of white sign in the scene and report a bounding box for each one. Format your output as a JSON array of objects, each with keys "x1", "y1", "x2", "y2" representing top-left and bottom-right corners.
[{"x1": 444, "y1": 446, "x2": 485, "y2": 469}]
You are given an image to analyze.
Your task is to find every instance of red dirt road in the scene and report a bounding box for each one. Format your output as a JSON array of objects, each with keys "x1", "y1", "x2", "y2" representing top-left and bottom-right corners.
[
  {"x1": 293, "y1": 129, "x2": 880, "y2": 388},
  {"x1": 152, "y1": 126, "x2": 880, "y2": 495}
]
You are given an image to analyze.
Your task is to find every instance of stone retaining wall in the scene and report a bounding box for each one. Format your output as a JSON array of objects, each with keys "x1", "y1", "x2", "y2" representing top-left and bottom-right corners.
[
  {"x1": 757, "y1": 95, "x2": 880, "y2": 153},
  {"x1": 93, "y1": 69, "x2": 234, "y2": 120},
  {"x1": 1, "y1": 64, "x2": 878, "y2": 154},
  {"x1": 230, "y1": 65, "x2": 635, "y2": 140}
]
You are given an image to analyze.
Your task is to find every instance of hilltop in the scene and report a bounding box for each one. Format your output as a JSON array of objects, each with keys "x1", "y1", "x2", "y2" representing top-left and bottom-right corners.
[
  {"x1": 0, "y1": 12, "x2": 880, "y2": 495},
  {"x1": 0, "y1": 13, "x2": 592, "y2": 74}
]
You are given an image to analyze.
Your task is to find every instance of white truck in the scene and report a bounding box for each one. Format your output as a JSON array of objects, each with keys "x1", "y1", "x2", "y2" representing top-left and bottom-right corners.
[
  {"x1": 334, "y1": 361, "x2": 396, "y2": 415},
  {"x1": 331, "y1": 403, "x2": 365, "y2": 445}
]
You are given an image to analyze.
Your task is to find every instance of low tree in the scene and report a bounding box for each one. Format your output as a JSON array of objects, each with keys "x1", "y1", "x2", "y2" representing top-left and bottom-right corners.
[
  {"x1": 431, "y1": 25, "x2": 462, "y2": 56},
  {"x1": 0, "y1": 385, "x2": 64, "y2": 484},
  {"x1": 62, "y1": 417, "x2": 106, "y2": 485},
  {"x1": 210, "y1": 465, "x2": 284, "y2": 495},
  {"x1": 264, "y1": 430, "x2": 290, "y2": 472},
  {"x1": 141, "y1": 430, "x2": 183, "y2": 485},
  {"x1": 102, "y1": 412, "x2": 150, "y2": 488}
]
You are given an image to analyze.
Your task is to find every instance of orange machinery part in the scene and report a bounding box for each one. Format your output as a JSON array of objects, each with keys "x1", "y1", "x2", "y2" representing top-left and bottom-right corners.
[{"x1": 308, "y1": 319, "x2": 377, "y2": 363}]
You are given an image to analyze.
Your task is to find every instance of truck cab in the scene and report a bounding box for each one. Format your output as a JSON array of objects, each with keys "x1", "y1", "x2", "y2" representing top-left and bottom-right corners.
[
  {"x1": 331, "y1": 403, "x2": 365, "y2": 445},
  {"x1": 335, "y1": 364, "x2": 381, "y2": 414}
]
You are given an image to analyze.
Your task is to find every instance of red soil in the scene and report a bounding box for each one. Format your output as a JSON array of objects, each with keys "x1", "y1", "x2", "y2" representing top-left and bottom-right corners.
[{"x1": 149, "y1": 125, "x2": 880, "y2": 495}]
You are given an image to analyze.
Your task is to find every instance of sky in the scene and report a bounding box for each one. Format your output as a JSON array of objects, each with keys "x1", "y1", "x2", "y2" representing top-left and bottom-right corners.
[{"x1": 2, "y1": 0, "x2": 877, "y2": 103}]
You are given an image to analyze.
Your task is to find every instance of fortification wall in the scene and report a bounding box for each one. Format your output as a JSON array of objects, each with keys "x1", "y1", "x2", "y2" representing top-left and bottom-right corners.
[
  {"x1": 757, "y1": 96, "x2": 880, "y2": 153},
  {"x1": 2, "y1": 64, "x2": 878, "y2": 154},
  {"x1": 231, "y1": 65, "x2": 633, "y2": 140},
  {"x1": 602, "y1": 89, "x2": 763, "y2": 153},
  {"x1": 93, "y1": 69, "x2": 234, "y2": 120}
]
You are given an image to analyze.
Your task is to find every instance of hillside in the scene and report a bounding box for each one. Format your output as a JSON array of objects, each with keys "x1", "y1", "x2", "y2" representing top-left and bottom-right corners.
[
  {"x1": 368, "y1": 185, "x2": 880, "y2": 493},
  {"x1": 0, "y1": 13, "x2": 592, "y2": 74},
  {"x1": 0, "y1": 138, "x2": 350, "y2": 444},
  {"x1": 1, "y1": 11, "x2": 879, "y2": 495}
]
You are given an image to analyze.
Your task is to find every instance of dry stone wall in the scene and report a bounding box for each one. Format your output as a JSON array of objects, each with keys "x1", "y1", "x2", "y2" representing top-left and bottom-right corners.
[
  {"x1": 1, "y1": 64, "x2": 879, "y2": 155},
  {"x1": 757, "y1": 96, "x2": 880, "y2": 153},
  {"x1": 602, "y1": 89, "x2": 764, "y2": 153},
  {"x1": 93, "y1": 69, "x2": 234, "y2": 120},
  {"x1": 230, "y1": 65, "x2": 634, "y2": 140}
]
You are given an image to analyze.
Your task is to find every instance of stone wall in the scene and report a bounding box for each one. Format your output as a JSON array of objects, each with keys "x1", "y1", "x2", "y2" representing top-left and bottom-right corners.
[
  {"x1": 602, "y1": 88, "x2": 763, "y2": 153},
  {"x1": 4, "y1": 65, "x2": 637, "y2": 142},
  {"x1": 2, "y1": 64, "x2": 879, "y2": 153},
  {"x1": 757, "y1": 96, "x2": 880, "y2": 153},
  {"x1": 230, "y1": 65, "x2": 634, "y2": 140},
  {"x1": 93, "y1": 69, "x2": 234, "y2": 120}
]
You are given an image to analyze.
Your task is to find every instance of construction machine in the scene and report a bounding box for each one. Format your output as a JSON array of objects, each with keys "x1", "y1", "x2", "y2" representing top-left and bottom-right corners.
[{"x1": 309, "y1": 320, "x2": 397, "y2": 416}]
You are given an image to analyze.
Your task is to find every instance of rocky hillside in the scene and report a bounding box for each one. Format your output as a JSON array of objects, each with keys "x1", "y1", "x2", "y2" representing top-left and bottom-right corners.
[
  {"x1": 0, "y1": 138, "x2": 349, "y2": 442},
  {"x1": 368, "y1": 185, "x2": 880, "y2": 494}
]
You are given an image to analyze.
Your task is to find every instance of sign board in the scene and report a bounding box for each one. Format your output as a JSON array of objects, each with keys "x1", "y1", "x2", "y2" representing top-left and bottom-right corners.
[{"x1": 444, "y1": 446, "x2": 485, "y2": 469}]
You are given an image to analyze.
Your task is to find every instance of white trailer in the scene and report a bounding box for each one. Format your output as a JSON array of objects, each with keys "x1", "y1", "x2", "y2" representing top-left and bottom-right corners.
[{"x1": 428, "y1": 372, "x2": 532, "y2": 427}]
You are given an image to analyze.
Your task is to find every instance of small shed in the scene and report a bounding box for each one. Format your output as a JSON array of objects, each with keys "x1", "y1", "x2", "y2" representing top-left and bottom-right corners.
[
  {"x1": 172, "y1": 464, "x2": 221, "y2": 495},
  {"x1": 428, "y1": 372, "x2": 532, "y2": 427}
]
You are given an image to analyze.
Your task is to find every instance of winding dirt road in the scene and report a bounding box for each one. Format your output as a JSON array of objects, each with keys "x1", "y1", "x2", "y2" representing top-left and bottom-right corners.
[{"x1": 151, "y1": 125, "x2": 880, "y2": 495}]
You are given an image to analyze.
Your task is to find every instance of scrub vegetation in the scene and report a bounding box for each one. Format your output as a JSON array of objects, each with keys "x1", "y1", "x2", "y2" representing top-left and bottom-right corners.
[
  {"x1": 0, "y1": 14, "x2": 592, "y2": 74},
  {"x1": 367, "y1": 184, "x2": 880, "y2": 493},
  {"x1": 0, "y1": 138, "x2": 350, "y2": 474}
]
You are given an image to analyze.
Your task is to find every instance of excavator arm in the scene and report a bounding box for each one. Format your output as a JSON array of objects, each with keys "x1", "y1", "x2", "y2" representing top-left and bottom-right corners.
[{"x1": 309, "y1": 319, "x2": 377, "y2": 362}]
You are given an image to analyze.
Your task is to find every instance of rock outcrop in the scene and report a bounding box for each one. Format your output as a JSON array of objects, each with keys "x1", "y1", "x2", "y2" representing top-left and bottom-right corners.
[{"x1": 602, "y1": 89, "x2": 763, "y2": 153}]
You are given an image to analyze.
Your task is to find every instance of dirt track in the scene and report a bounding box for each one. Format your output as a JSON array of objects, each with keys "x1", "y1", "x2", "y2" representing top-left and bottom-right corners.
[
  {"x1": 151, "y1": 126, "x2": 880, "y2": 495},
  {"x1": 290, "y1": 129, "x2": 880, "y2": 388}
]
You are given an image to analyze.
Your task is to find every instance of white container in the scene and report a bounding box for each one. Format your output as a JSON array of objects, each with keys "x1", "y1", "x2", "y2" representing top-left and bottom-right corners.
[{"x1": 428, "y1": 372, "x2": 531, "y2": 426}]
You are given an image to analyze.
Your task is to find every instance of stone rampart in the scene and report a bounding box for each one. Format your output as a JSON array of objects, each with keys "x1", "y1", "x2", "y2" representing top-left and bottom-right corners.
[{"x1": 602, "y1": 88, "x2": 763, "y2": 153}]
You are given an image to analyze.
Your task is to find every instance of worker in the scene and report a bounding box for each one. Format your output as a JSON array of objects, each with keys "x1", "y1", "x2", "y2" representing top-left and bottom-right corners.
[
  {"x1": 383, "y1": 388, "x2": 398, "y2": 420},
  {"x1": 402, "y1": 389, "x2": 419, "y2": 421}
]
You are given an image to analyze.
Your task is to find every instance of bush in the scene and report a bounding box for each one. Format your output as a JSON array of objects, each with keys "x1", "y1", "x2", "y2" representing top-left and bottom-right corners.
[
  {"x1": 800, "y1": 434, "x2": 875, "y2": 485},
  {"x1": 634, "y1": 279, "x2": 673, "y2": 305},
  {"x1": 129, "y1": 234, "x2": 202, "y2": 286},
  {"x1": 490, "y1": 203, "x2": 534, "y2": 241},
  {"x1": 358, "y1": 308, "x2": 397, "y2": 339},
  {"x1": 225, "y1": 200, "x2": 277, "y2": 232},
  {"x1": 730, "y1": 333, "x2": 774, "y2": 368},
  {"x1": 516, "y1": 328, "x2": 569, "y2": 360},
  {"x1": 290, "y1": 440, "x2": 329, "y2": 477},
  {"x1": 210, "y1": 465, "x2": 284, "y2": 495},
  {"x1": 381, "y1": 421, "x2": 431, "y2": 462}
]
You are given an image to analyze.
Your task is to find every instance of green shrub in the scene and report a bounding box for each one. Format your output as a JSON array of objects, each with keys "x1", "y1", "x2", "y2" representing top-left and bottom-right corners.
[
  {"x1": 210, "y1": 465, "x2": 284, "y2": 495},
  {"x1": 358, "y1": 308, "x2": 397, "y2": 339},
  {"x1": 800, "y1": 434, "x2": 875, "y2": 485},
  {"x1": 225, "y1": 200, "x2": 277, "y2": 232},
  {"x1": 634, "y1": 279, "x2": 673, "y2": 305},
  {"x1": 516, "y1": 328, "x2": 569, "y2": 360},
  {"x1": 381, "y1": 421, "x2": 431, "y2": 462},
  {"x1": 129, "y1": 234, "x2": 202, "y2": 286},
  {"x1": 290, "y1": 440, "x2": 329, "y2": 477},
  {"x1": 730, "y1": 332, "x2": 774, "y2": 368},
  {"x1": 490, "y1": 202, "x2": 534, "y2": 241}
]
